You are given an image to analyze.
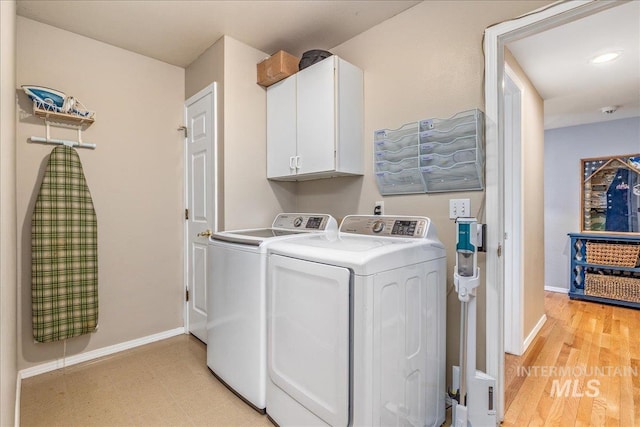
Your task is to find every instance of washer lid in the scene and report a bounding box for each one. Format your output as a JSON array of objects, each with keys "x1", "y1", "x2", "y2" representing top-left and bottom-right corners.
[
  {"x1": 211, "y1": 213, "x2": 338, "y2": 246},
  {"x1": 211, "y1": 228, "x2": 308, "y2": 246}
]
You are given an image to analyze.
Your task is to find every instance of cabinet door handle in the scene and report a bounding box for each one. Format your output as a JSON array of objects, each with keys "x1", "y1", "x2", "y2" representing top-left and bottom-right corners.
[
  {"x1": 295, "y1": 156, "x2": 301, "y2": 170},
  {"x1": 289, "y1": 156, "x2": 295, "y2": 170}
]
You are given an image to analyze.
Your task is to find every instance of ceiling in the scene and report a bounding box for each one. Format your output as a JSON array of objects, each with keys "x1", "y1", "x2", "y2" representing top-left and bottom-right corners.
[
  {"x1": 15, "y1": 0, "x2": 420, "y2": 67},
  {"x1": 508, "y1": 0, "x2": 640, "y2": 129},
  {"x1": 16, "y1": 1, "x2": 640, "y2": 130}
]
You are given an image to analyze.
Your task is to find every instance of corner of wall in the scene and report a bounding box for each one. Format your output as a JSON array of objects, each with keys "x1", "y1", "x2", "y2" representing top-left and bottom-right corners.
[
  {"x1": 504, "y1": 45, "x2": 546, "y2": 338},
  {"x1": 184, "y1": 36, "x2": 226, "y2": 229},
  {"x1": 16, "y1": 17, "x2": 185, "y2": 374},
  {"x1": 220, "y1": 35, "x2": 296, "y2": 229},
  {"x1": 0, "y1": 1, "x2": 18, "y2": 426}
]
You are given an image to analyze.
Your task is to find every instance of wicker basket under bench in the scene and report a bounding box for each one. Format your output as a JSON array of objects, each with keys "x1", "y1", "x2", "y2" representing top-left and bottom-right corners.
[{"x1": 569, "y1": 233, "x2": 640, "y2": 309}]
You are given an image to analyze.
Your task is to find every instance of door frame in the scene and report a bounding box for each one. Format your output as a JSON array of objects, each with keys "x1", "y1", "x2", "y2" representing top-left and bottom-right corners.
[
  {"x1": 483, "y1": 0, "x2": 621, "y2": 420},
  {"x1": 183, "y1": 83, "x2": 218, "y2": 334},
  {"x1": 502, "y1": 65, "x2": 524, "y2": 356}
]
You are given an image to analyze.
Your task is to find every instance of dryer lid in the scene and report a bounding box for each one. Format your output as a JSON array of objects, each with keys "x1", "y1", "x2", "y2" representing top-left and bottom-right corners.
[{"x1": 267, "y1": 233, "x2": 445, "y2": 275}]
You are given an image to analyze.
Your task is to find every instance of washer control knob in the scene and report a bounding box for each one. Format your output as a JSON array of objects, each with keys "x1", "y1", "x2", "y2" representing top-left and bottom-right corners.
[
  {"x1": 372, "y1": 220, "x2": 385, "y2": 233},
  {"x1": 293, "y1": 216, "x2": 304, "y2": 227}
]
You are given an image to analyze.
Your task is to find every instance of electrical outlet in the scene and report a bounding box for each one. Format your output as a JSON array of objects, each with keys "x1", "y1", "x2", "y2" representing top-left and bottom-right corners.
[
  {"x1": 449, "y1": 198, "x2": 470, "y2": 219},
  {"x1": 374, "y1": 201, "x2": 384, "y2": 215}
]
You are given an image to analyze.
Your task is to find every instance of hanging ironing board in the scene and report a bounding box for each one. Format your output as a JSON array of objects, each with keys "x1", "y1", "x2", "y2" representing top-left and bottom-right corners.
[{"x1": 32, "y1": 146, "x2": 98, "y2": 343}]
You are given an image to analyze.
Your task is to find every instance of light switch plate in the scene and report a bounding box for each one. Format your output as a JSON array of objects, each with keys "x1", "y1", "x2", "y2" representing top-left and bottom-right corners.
[{"x1": 449, "y1": 198, "x2": 470, "y2": 219}]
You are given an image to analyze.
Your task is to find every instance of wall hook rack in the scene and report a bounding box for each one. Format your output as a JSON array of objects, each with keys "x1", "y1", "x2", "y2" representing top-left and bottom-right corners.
[
  {"x1": 29, "y1": 103, "x2": 96, "y2": 149},
  {"x1": 23, "y1": 86, "x2": 97, "y2": 149},
  {"x1": 30, "y1": 117, "x2": 96, "y2": 149}
]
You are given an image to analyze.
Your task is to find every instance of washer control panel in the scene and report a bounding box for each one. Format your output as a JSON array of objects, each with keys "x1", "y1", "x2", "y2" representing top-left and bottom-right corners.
[
  {"x1": 272, "y1": 213, "x2": 333, "y2": 230},
  {"x1": 340, "y1": 215, "x2": 430, "y2": 238}
]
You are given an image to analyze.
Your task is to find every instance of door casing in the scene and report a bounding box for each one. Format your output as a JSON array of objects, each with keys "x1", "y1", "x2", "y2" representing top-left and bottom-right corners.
[{"x1": 483, "y1": 0, "x2": 621, "y2": 420}]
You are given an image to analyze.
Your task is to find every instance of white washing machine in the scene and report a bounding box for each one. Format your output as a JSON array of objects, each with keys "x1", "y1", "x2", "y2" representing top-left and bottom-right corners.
[
  {"x1": 207, "y1": 213, "x2": 337, "y2": 412},
  {"x1": 266, "y1": 215, "x2": 446, "y2": 427}
]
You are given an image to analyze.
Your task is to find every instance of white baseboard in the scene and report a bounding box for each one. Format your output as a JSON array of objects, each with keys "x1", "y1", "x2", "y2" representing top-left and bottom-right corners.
[
  {"x1": 544, "y1": 286, "x2": 568, "y2": 293},
  {"x1": 522, "y1": 314, "x2": 546, "y2": 353},
  {"x1": 18, "y1": 327, "x2": 185, "y2": 380},
  {"x1": 14, "y1": 371, "x2": 21, "y2": 427}
]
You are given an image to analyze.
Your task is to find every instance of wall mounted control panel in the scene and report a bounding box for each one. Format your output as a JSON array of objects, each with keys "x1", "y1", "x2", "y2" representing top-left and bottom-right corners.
[{"x1": 339, "y1": 215, "x2": 430, "y2": 238}]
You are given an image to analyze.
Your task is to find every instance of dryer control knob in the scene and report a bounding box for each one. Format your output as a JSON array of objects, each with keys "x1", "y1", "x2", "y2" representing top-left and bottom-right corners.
[
  {"x1": 293, "y1": 216, "x2": 304, "y2": 227},
  {"x1": 372, "y1": 220, "x2": 385, "y2": 233}
]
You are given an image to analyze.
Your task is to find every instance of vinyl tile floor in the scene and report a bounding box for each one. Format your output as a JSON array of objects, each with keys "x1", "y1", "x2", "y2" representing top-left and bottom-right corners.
[{"x1": 20, "y1": 334, "x2": 273, "y2": 426}]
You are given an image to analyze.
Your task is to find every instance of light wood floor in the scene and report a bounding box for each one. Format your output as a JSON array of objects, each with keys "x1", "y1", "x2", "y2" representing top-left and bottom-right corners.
[{"x1": 503, "y1": 291, "x2": 640, "y2": 426}]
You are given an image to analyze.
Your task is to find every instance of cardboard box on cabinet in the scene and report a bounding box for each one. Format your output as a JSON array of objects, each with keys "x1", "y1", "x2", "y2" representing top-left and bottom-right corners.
[{"x1": 257, "y1": 50, "x2": 299, "y2": 87}]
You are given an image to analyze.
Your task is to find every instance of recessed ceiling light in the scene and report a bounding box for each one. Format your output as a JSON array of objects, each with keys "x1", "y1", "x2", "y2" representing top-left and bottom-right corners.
[
  {"x1": 600, "y1": 105, "x2": 619, "y2": 115},
  {"x1": 590, "y1": 51, "x2": 622, "y2": 64}
]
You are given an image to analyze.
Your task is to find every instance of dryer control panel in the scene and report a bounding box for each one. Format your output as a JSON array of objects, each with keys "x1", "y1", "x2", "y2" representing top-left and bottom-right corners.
[
  {"x1": 272, "y1": 213, "x2": 335, "y2": 231},
  {"x1": 340, "y1": 215, "x2": 431, "y2": 238}
]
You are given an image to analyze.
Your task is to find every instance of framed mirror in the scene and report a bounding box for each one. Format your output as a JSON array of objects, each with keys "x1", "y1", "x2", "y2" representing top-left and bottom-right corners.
[{"x1": 582, "y1": 154, "x2": 640, "y2": 234}]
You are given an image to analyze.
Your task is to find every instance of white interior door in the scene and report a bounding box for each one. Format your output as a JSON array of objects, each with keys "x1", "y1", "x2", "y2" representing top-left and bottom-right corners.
[{"x1": 185, "y1": 83, "x2": 217, "y2": 343}]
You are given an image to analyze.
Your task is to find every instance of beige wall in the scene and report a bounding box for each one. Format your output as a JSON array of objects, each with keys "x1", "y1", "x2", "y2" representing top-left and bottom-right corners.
[
  {"x1": 505, "y1": 49, "x2": 546, "y2": 338},
  {"x1": 297, "y1": 0, "x2": 551, "y2": 376},
  {"x1": 16, "y1": 18, "x2": 185, "y2": 370},
  {"x1": 0, "y1": 1, "x2": 17, "y2": 424},
  {"x1": 8, "y1": 0, "x2": 552, "y2": 391},
  {"x1": 185, "y1": 37, "x2": 224, "y2": 102},
  {"x1": 222, "y1": 37, "x2": 297, "y2": 229},
  {"x1": 185, "y1": 37, "x2": 226, "y2": 230},
  {"x1": 186, "y1": 36, "x2": 296, "y2": 231}
]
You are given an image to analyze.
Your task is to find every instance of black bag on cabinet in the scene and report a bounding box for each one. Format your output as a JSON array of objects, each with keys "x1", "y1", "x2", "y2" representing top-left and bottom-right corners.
[{"x1": 299, "y1": 50, "x2": 333, "y2": 70}]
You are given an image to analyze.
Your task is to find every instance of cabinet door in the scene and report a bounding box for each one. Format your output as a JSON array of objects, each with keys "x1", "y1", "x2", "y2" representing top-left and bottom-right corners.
[
  {"x1": 267, "y1": 77, "x2": 297, "y2": 179},
  {"x1": 296, "y1": 57, "x2": 336, "y2": 175}
]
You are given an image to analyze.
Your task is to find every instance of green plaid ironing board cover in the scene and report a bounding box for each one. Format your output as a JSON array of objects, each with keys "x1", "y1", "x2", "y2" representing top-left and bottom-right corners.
[{"x1": 32, "y1": 146, "x2": 98, "y2": 343}]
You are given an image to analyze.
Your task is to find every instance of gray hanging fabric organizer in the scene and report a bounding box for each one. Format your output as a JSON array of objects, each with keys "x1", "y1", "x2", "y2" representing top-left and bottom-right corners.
[{"x1": 374, "y1": 109, "x2": 485, "y2": 195}]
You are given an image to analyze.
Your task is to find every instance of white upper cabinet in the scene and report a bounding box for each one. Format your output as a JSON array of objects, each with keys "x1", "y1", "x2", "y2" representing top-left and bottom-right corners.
[{"x1": 266, "y1": 56, "x2": 363, "y2": 181}]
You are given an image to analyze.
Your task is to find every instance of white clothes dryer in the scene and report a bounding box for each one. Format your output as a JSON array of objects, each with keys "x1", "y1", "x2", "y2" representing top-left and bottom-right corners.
[
  {"x1": 206, "y1": 213, "x2": 337, "y2": 412},
  {"x1": 266, "y1": 215, "x2": 446, "y2": 427}
]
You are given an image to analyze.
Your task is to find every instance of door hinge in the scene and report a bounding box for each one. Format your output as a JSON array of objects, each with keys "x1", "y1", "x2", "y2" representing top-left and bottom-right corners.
[
  {"x1": 497, "y1": 244, "x2": 503, "y2": 257},
  {"x1": 185, "y1": 288, "x2": 189, "y2": 302},
  {"x1": 178, "y1": 125, "x2": 188, "y2": 138},
  {"x1": 185, "y1": 208, "x2": 189, "y2": 220}
]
